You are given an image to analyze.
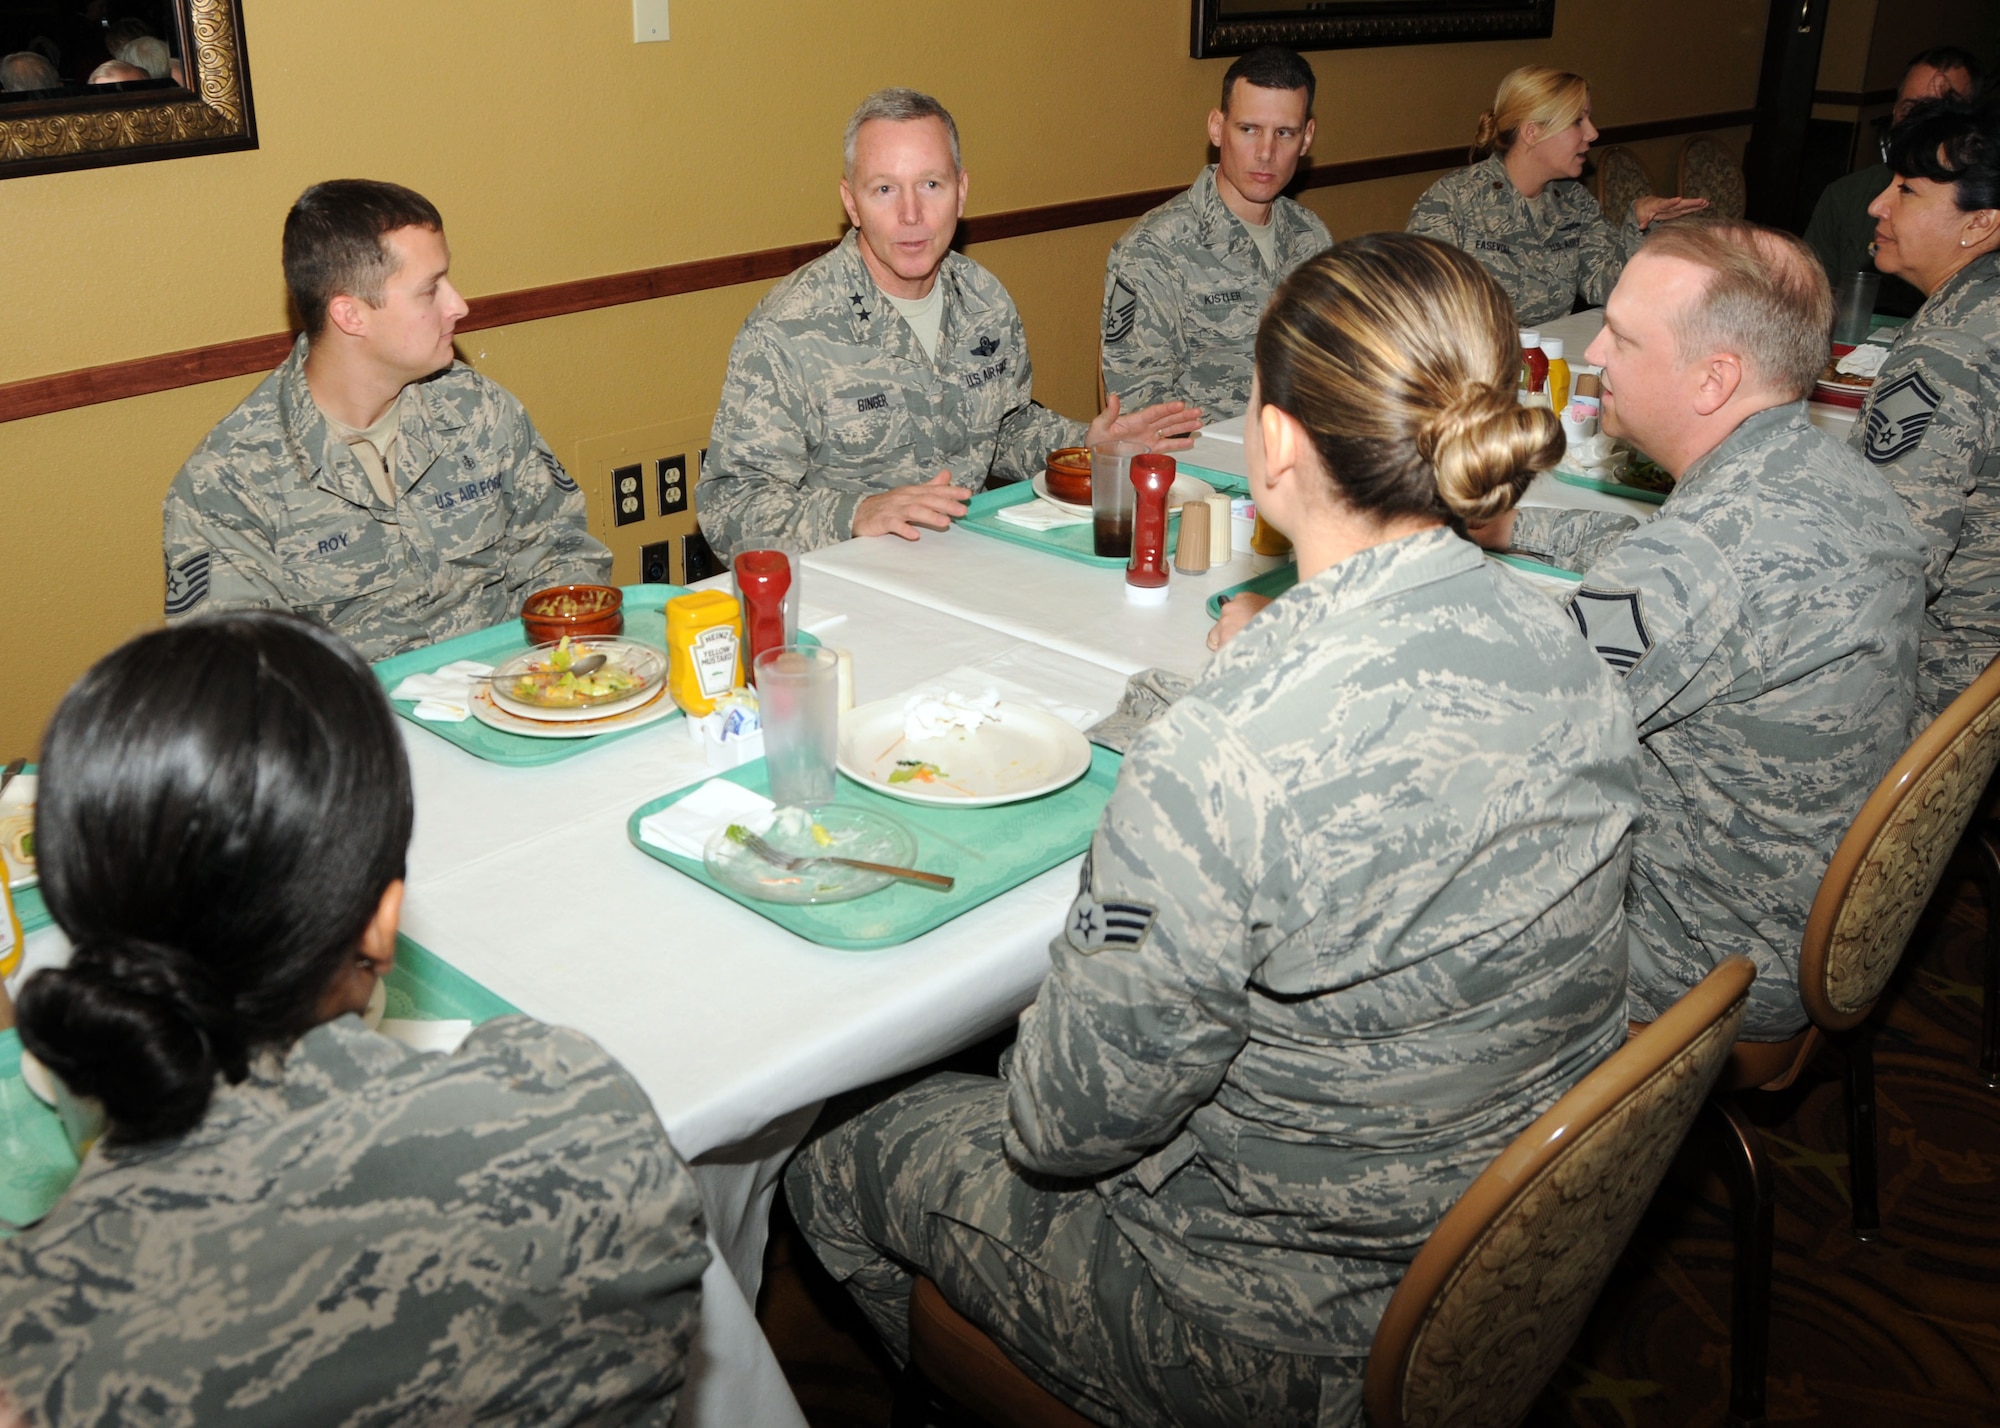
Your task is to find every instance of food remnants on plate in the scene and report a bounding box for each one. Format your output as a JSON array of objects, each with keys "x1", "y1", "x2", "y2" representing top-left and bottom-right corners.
[{"x1": 492, "y1": 637, "x2": 661, "y2": 711}]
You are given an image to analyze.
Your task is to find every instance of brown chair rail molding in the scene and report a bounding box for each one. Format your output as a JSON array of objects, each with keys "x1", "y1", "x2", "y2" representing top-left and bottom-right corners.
[{"x1": 0, "y1": 108, "x2": 1750, "y2": 426}]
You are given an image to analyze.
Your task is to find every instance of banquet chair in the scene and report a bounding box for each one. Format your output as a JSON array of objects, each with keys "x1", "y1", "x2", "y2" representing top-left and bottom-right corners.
[
  {"x1": 1959, "y1": 822, "x2": 2000, "y2": 1086},
  {"x1": 1699, "y1": 653, "x2": 2000, "y2": 1426},
  {"x1": 894, "y1": 958, "x2": 1755, "y2": 1428},
  {"x1": 1678, "y1": 135, "x2": 1747, "y2": 220},
  {"x1": 1593, "y1": 145, "x2": 1654, "y2": 226}
]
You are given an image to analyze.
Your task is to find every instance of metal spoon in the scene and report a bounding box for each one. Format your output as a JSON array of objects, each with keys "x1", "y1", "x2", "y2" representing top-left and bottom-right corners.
[
  {"x1": 477, "y1": 653, "x2": 608, "y2": 682},
  {"x1": 0, "y1": 756, "x2": 24, "y2": 803}
]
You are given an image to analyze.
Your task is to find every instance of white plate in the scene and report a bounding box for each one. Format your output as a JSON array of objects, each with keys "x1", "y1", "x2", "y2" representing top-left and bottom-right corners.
[
  {"x1": 487, "y1": 638, "x2": 667, "y2": 721},
  {"x1": 838, "y1": 698, "x2": 1092, "y2": 807},
  {"x1": 1030, "y1": 471, "x2": 1216, "y2": 520},
  {"x1": 470, "y1": 684, "x2": 679, "y2": 740},
  {"x1": 1, "y1": 771, "x2": 35, "y2": 891}
]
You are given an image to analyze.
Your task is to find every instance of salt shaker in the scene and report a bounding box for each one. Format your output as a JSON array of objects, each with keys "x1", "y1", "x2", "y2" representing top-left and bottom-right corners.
[{"x1": 1174, "y1": 499, "x2": 1210, "y2": 575}]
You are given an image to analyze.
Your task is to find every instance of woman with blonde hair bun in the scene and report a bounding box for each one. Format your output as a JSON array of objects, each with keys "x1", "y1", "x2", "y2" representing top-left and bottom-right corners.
[
  {"x1": 785, "y1": 231, "x2": 1643, "y2": 1428},
  {"x1": 1408, "y1": 64, "x2": 1706, "y2": 325}
]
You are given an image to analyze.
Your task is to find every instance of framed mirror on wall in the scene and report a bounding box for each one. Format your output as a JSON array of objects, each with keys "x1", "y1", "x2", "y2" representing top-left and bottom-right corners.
[
  {"x1": 0, "y1": 0, "x2": 254, "y2": 180},
  {"x1": 1192, "y1": 0, "x2": 1556, "y2": 58}
]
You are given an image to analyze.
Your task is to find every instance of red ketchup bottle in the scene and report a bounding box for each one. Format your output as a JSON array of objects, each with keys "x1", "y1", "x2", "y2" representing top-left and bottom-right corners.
[
  {"x1": 1126, "y1": 454, "x2": 1174, "y2": 605},
  {"x1": 1519, "y1": 329, "x2": 1548, "y2": 400},
  {"x1": 734, "y1": 550, "x2": 791, "y2": 685}
]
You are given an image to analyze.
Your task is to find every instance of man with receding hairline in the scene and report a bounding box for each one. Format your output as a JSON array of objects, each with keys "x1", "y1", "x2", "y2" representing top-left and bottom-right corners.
[
  {"x1": 1477, "y1": 219, "x2": 1923, "y2": 1037},
  {"x1": 162, "y1": 179, "x2": 609, "y2": 659}
]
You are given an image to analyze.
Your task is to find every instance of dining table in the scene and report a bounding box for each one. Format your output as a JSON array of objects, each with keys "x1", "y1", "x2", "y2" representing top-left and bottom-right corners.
[{"x1": 1, "y1": 304, "x2": 1884, "y2": 1425}]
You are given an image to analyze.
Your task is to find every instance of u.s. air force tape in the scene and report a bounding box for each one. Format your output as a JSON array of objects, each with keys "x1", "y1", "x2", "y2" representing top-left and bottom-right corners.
[{"x1": 1065, "y1": 888, "x2": 1156, "y2": 954}]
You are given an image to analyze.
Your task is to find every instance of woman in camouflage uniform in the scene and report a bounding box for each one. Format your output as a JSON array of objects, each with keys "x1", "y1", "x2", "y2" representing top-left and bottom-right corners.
[
  {"x1": 1407, "y1": 65, "x2": 1705, "y2": 326},
  {"x1": 1853, "y1": 96, "x2": 2000, "y2": 727},
  {"x1": 1, "y1": 613, "x2": 709, "y2": 1427},
  {"x1": 787, "y1": 235, "x2": 1645, "y2": 1428}
]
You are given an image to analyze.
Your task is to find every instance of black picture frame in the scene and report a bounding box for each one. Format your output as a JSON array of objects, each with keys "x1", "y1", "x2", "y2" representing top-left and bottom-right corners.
[{"x1": 1191, "y1": 0, "x2": 1556, "y2": 58}]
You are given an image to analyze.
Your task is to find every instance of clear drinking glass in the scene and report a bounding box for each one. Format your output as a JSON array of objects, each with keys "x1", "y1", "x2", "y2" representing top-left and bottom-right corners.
[
  {"x1": 1831, "y1": 271, "x2": 1881, "y2": 346},
  {"x1": 754, "y1": 645, "x2": 839, "y2": 808},
  {"x1": 1090, "y1": 440, "x2": 1146, "y2": 559}
]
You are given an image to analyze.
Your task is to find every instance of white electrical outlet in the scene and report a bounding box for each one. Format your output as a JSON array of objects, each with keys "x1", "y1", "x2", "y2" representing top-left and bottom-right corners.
[{"x1": 633, "y1": 0, "x2": 668, "y2": 43}]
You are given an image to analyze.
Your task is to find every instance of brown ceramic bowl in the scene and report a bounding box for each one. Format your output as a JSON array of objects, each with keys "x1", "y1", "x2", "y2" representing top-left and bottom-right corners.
[
  {"x1": 522, "y1": 584, "x2": 624, "y2": 644},
  {"x1": 1045, "y1": 447, "x2": 1093, "y2": 505}
]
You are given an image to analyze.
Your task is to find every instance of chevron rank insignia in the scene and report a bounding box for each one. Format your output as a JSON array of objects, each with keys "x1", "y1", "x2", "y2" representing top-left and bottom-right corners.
[
  {"x1": 1862, "y1": 369, "x2": 1941, "y2": 465},
  {"x1": 1064, "y1": 882, "x2": 1156, "y2": 955},
  {"x1": 164, "y1": 551, "x2": 211, "y2": 617},
  {"x1": 1104, "y1": 277, "x2": 1138, "y2": 343},
  {"x1": 541, "y1": 450, "x2": 578, "y2": 492},
  {"x1": 1567, "y1": 587, "x2": 1652, "y2": 674}
]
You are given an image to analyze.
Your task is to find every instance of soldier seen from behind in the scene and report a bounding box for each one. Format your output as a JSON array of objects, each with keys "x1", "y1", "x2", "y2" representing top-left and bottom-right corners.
[
  {"x1": 1850, "y1": 94, "x2": 2000, "y2": 729},
  {"x1": 1475, "y1": 219, "x2": 1924, "y2": 1039},
  {"x1": 162, "y1": 180, "x2": 611, "y2": 659},
  {"x1": 1407, "y1": 65, "x2": 1706, "y2": 327},
  {"x1": 787, "y1": 233, "x2": 1645, "y2": 1428},
  {"x1": 0, "y1": 612, "x2": 709, "y2": 1425},
  {"x1": 1100, "y1": 45, "x2": 1330, "y2": 421}
]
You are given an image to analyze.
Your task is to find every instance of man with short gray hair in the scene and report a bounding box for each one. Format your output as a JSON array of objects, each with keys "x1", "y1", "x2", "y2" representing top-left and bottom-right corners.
[
  {"x1": 1477, "y1": 219, "x2": 1924, "y2": 1038},
  {"x1": 698, "y1": 88, "x2": 1201, "y2": 559},
  {"x1": 0, "y1": 51, "x2": 60, "y2": 92}
]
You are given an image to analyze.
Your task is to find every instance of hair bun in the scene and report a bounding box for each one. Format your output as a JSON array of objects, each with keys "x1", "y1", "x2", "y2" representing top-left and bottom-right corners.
[
  {"x1": 16, "y1": 935, "x2": 236, "y2": 1143},
  {"x1": 1419, "y1": 383, "x2": 1564, "y2": 525},
  {"x1": 1472, "y1": 109, "x2": 1502, "y2": 156}
]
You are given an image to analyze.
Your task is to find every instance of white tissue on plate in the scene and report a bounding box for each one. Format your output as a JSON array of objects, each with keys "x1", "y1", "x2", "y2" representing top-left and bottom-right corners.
[
  {"x1": 1834, "y1": 344, "x2": 1890, "y2": 379},
  {"x1": 904, "y1": 688, "x2": 1002, "y2": 741},
  {"x1": 995, "y1": 499, "x2": 1090, "y2": 531},
  {"x1": 387, "y1": 660, "x2": 494, "y2": 722},
  {"x1": 637, "y1": 778, "x2": 775, "y2": 859},
  {"x1": 1567, "y1": 433, "x2": 1624, "y2": 471}
]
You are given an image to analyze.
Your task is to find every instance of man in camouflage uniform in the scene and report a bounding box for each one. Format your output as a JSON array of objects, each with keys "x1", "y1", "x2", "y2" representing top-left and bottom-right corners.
[
  {"x1": 1100, "y1": 47, "x2": 1329, "y2": 421},
  {"x1": 162, "y1": 180, "x2": 610, "y2": 661},
  {"x1": 1480, "y1": 221, "x2": 1923, "y2": 1037},
  {"x1": 789, "y1": 523, "x2": 1644, "y2": 1426},
  {"x1": 697, "y1": 89, "x2": 1200, "y2": 561},
  {"x1": 0, "y1": 1016, "x2": 710, "y2": 1425}
]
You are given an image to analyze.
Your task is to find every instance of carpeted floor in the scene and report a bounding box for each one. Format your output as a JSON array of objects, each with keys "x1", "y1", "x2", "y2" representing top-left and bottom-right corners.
[{"x1": 756, "y1": 870, "x2": 2000, "y2": 1426}]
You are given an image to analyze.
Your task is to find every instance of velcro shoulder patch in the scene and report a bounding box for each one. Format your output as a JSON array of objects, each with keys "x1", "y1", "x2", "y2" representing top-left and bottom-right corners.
[
  {"x1": 541, "y1": 449, "x2": 578, "y2": 493},
  {"x1": 1567, "y1": 587, "x2": 1652, "y2": 674},
  {"x1": 1863, "y1": 369, "x2": 1942, "y2": 464}
]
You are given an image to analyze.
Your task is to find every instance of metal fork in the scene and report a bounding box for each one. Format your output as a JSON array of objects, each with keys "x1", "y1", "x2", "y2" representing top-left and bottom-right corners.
[{"x1": 735, "y1": 828, "x2": 954, "y2": 891}]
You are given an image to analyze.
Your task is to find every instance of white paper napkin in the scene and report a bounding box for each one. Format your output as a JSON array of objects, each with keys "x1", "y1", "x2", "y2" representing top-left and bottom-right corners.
[
  {"x1": 388, "y1": 660, "x2": 494, "y2": 722},
  {"x1": 905, "y1": 667, "x2": 1101, "y2": 733},
  {"x1": 995, "y1": 499, "x2": 1090, "y2": 531},
  {"x1": 1834, "y1": 344, "x2": 1890, "y2": 378},
  {"x1": 637, "y1": 778, "x2": 776, "y2": 859},
  {"x1": 377, "y1": 1018, "x2": 475, "y2": 1055}
]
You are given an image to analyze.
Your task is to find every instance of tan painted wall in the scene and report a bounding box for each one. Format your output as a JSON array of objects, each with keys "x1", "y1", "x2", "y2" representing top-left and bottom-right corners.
[{"x1": 0, "y1": 0, "x2": 1765, "y2": 753}]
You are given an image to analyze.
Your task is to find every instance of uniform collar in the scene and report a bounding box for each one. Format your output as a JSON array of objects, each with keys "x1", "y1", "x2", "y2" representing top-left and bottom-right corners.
[
  {"x1": 1681, "y1": 400, "x2": 1812, "y2": 489},
  {"x1": 829, "y1": 228, "x2": 996, "y2": 363},
  {"x1": 1191, "y1": 163, "x2": 1299, "y2": 256},
  {"x1": 276, "y1": 333, "x2": 465, "y2": 506},
  {"x1": 1923, "y1": 247, "x2": 2000, "y2": 314}
]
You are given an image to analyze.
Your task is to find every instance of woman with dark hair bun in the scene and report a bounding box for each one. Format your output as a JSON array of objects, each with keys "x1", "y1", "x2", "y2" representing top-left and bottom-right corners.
[
  {"x1": 1856, "y1": 94, "x2": 2000, "y2": 728},
  {"x1": 1, "y1": 612, "x2": 708, "y2": 1426},
  {"x1": 784, "y1": 235, "x2": 1645, "y2": 1426}
]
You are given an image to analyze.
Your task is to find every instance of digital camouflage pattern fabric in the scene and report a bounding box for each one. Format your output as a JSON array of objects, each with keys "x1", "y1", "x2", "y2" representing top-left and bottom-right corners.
[
  {"x1": 1100, "y1": 165, "x2": 1330, "y2": 421},
  {"x1": 1850, "y1": 251, "x2": 2000, "y2": 727},
  {"x1": 1514, "y1": 402, "x2": 1924, "y2": 1037},
  {"x1": 790, "y1": 528, "x2": 1643, "y2": 1427},
  {"x1": 1406, "y1": 156, "x2": 1642, "y2": 327},
  {"x1": 162, "y1": 335, "x2": 610, "y2": 662},
  {"x1": 0, "y1": 1016, "x2": 709, "y2": 1428},
  {"x1": 698, "y1": 231, "x2": 1083, "y2": 560}
]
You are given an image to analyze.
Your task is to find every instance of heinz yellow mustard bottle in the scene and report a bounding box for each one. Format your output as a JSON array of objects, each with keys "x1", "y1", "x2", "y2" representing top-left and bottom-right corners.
[{"x1": 666, "y1": 591, "x2": 744, "y2": 717}]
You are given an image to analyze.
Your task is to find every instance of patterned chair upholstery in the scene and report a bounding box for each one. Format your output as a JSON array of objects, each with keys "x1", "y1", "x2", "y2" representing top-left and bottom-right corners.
[
  {"x1": 1678, "y1": 134, "x2": 1747, "y2": 220},
  {"x1": 1704, "y1": 652, "x2": 2000, "y2": 1424},
  {"x1": 1593, "y1": 145, "x2": 1654, "y2": 226},
  {"x1": 1365, "y1": 958, "x2": 1752, "y2": 1428}
]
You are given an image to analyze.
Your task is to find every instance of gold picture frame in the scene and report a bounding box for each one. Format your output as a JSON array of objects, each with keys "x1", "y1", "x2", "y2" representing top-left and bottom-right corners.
[
  {"x1": 0, "y1": 0, "x2": 256, "y2": 180},
  {"x1": 1191, "y1": 0, "x2": 1556, "y2": 58}
]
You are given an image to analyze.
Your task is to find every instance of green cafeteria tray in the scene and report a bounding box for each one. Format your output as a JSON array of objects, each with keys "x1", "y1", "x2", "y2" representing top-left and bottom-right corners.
[
  {"x1": 1552, "y1": 469, "x2": 1669, "y2": 505},
  {"x1": 956, "y1": 470, "x2": 1248, "y2": 568},
  {"x1": 1202, "y1": 553, "x2": 1581, "y2": 620},
  {"x1": 0, "y1": 932, "x2": 515, "y2": 1235},
  {"x1": 626, "y1": 746, "x2": 1122, "y2": 950},
  {"x1": 373, "y1": 582, "x2": 691, "y2": 767}
]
